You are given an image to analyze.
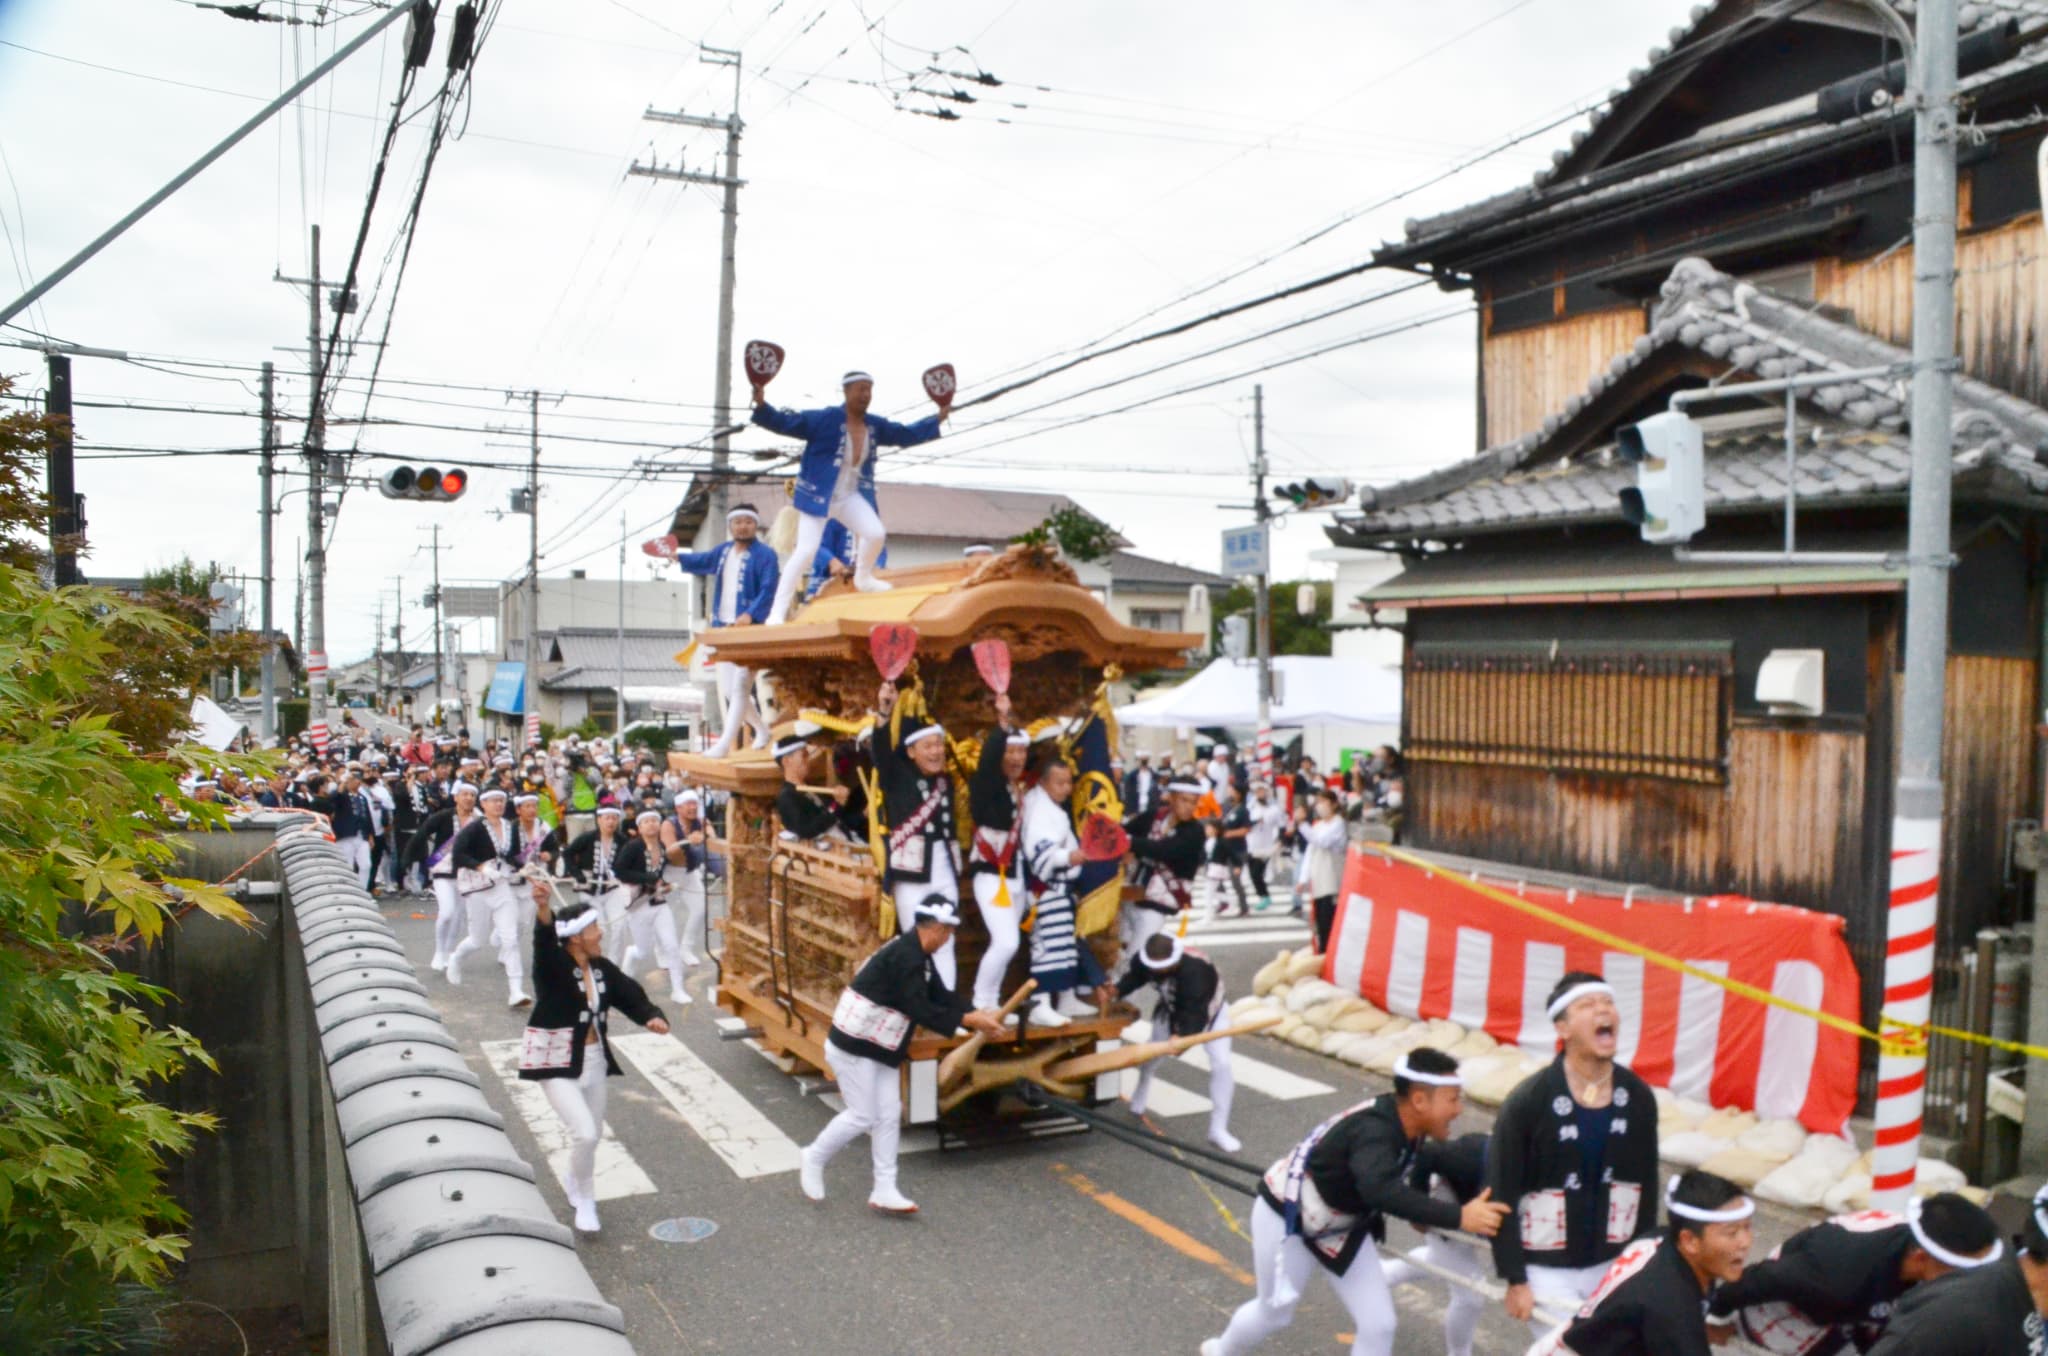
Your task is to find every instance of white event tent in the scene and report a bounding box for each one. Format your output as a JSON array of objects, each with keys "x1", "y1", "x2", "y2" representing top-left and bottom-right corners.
[{"x1": 1117, "y1": 655, "x2": 1401, "y2": 730}]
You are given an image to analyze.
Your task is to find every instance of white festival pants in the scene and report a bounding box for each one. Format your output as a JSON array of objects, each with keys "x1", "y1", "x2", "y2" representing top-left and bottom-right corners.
[
  {"x1": 1130, "y1": 1008, "x2": 1234, "y2": 1145},
  {"x1": 1523, "y1": 1262, "x2": 1611, "y2": 1349},
  {"x1": 593, "y1": 884, "x2": 633, "y2": 965},
  {"x1": 706, "y1": 661, "x2": 762, "y2": 757},
  {"x1": 664, "y1": 864, "x2": 707, "y2": 965},
  {"x1": 430, "y1": 873, "x2": 464, "y2": 963},
  {"x1": 811, "y1": 1045, "x2": 903, "y2": 1193},
  {"x1": 1215, "y1": 1197, "x2": 1397, "y2": 1356},
  {"x1": 969, "y1": 866, "x2": 1024, "y2": 1010},
  {"x1": 622, "y1": 894, "x2": 685, "y2": 996},
  {"x1": 336, "y1": 834, "x2": 373, "y2": 888},
  {"x1": 451, "y1": 879, "x2": 524, "y2": 994},
  {"x1": 539, "y1": 1050, "x2": 609, "y2": 1204},
  {"x1": 765, "y1": 490, "x2": 889, "y2": 624},
  {"x1": 892, "y1": 847, "x2": 959, "y2": 991},
  {"x1": 1380, "y1": 1235, "x2": 1486, "y2": 1356}
]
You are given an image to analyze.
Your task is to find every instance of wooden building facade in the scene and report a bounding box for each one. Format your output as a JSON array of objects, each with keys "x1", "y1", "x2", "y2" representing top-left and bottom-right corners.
[{"x1": 1339, "y1": 0, "x2": 2048, "y2": 1127}]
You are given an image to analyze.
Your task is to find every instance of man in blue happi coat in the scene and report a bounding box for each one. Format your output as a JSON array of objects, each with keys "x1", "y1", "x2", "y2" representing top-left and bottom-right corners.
[
  {"x1": 669, "y1": 501, "x2": 779, "y2": 757},
  {"x1": 805, "y1": 518, "x2": 888, "y2": 603},
  {"x1": 750, "y1": 369, "x2": 945, "y2": 624}
]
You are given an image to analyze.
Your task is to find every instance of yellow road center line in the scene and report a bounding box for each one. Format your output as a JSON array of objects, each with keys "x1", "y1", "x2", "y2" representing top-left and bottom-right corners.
[{"x1": 1052, "y1": 1162, "x2": 1255, "y2": 1287}]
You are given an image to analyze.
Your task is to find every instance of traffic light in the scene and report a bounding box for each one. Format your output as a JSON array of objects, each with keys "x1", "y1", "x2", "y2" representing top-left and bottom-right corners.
[
  {"x1": 1616, "y1": 411, "x2": 1705, "y2": 544},
  {"x1": 379, "y1": 466, "x2": 469, "y2": 503},
  {"x1": 1273, "y1": 476, "x2": 1352, "y2": 511}
]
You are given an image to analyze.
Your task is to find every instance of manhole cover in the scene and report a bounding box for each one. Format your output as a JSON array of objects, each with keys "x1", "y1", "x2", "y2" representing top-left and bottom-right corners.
[{"x1": 648, "y1": 1217, "x2": 718, "y2": 1244}]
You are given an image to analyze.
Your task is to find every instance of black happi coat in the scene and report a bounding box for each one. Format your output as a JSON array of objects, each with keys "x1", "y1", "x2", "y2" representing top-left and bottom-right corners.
[
  {"x1": 1558, "y1": 1236, "x2": 1715, "y2": 1356},
  {"x1": 965, "y1": 725, "x2": 1022, "y2": 879},
  {"x1": 450, "y1": 815, "x2": 522, "y2": 873},
  {"x1": 1866, "y1": 1255, "x2": 2046, "y2": 1356},
  {"x1": 1487, "y1": 1055, "x2": 1661, "y2": 1285},
  {"x1": 1258, "y1": 1094, "x2": 1463, "y2": 1275},
  {"x1": 827, "y1": 930, "x2": 969, "y2": 1068},
  {"x1": 776, "y1": 783, "x2": 843, "y2": 840},
  {"x1": 1708, "y1": 1211, "x2": 1919, "y2": 1355},
  {"x1": 1123, "y1": 805, "x2": 1205, "y2": 914},
  {"x1": 563, "y1": 828, "x2": 628, "y2": 892},
  {"x1": 873, "y1": 715, "x2": 959, "y2": 886},
  {"x1": 1117, "y1": 950, "x2": 1225, "y2": 1037},
  {"x1": 517, "y1": 920, "x2": 664, "y2": 1081}
]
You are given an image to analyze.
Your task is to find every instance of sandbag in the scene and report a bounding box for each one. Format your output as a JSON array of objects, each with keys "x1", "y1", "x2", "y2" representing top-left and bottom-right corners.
[
  {"x1": 1734, "y1": 1118, "x2": 1805, "y2": 1165},
  {"x1": 1332, "y1": 1006, "x2": 1391, "y2": 1035},
  {"x1": 1227, "y1": 995, "x2": 1268, "y2": 1020},
  {"x1": 1303, "y1": 999, "x2": 1356, "y2": 1030},
  {"x1": 1271, "y1": 1015, "x2": 1304, "y2": 1039},
  {"x1": 1283, "y1": 949, "x2": 1324, "y2": 982},
  {"x1": 1286, "y1": 979, "x2": 1346, "y2": 1014},
  {"x1": 1447, "y1": 1029, "x2": 1499, "y2": 1060},
  {"x1": 1373, "y1": 1016, "x2": 1413, "y2": 1041},
  {"x1": 1253, "y1": 951, "x2": 1292, "y2": 997},
  {"x1": 1795, "y1": 1133, "x2": 1860, "y2": 1180},
  {"x1": 1659, "y1": 1132, "x2": 1734, "y2": 1169},
  {"x1": 1699, "y1": 1145, "x2": 1789, "y2": 1190},
  {"x1": 1366, "y1": 1024, "x2": 1434, "y2": 1074},
  {"x1": 1697, "y1": 1108, "x2": 1759, "y2": 1141},
  {"x1": 1752, "y1": 1155, "x2": 1840, "y2": 1210},
  {"x1": 1822, "y1": 1173, "x2": 1873, "y2": 1215},
  {"x1": 1465, "y1": 1056, "x2": 1534, "y2": 1106},
  {"x1": 1287, "y1": 1024, "x2": 1326, "y2": 1051},
  {"x1": 1419, "y1": 1018, "x2": 1466, "y2": 1049},
  {"x1": 1334, "y1": 1035, "x2": 1382, "y2": 1067},
  {"x1": 1319, "y1": 1028, "x2": 1357, "y2": 1056},
  {"x1": 1915, "y1": 1159, "x2": 1967, "y2": 1195}
]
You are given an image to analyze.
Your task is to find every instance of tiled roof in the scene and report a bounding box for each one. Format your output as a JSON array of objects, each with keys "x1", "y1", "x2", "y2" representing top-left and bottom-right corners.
[
  {"x1": 1333, "y1": 257, "x2": 2048, "y2": 540},
  {"x1": 541, "y1": 628, "x2": 694, "y2": 691},
  {"x1": 1107, "y1": 549, "x2": 1233, "y2": 590},
  {"x1": 1388, "y1": 1, "x2": 2048, "y2": 262}
]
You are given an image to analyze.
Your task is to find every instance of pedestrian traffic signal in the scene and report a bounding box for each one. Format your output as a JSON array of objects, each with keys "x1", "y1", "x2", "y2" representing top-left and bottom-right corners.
[
  {"x1": 1616, "y1": 411, "x2": 1705, "y2": 544},
  {"x1": 1273, "y1": 477, "x2": 1351, "y2": 511},
  {"x1": 379, "y1": 466, "x2": 469, "y2": 503}
]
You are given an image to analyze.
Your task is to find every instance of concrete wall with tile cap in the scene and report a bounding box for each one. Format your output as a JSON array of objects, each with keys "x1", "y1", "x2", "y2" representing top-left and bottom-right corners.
[{"x1": 261, "y1": 812, "x2": 637, "y2": 1356}]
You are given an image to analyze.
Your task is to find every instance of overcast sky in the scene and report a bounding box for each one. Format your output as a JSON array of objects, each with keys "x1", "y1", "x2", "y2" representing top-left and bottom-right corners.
[{"x1": 0, "y1": 0, "x2": 1698, "y2": 662}]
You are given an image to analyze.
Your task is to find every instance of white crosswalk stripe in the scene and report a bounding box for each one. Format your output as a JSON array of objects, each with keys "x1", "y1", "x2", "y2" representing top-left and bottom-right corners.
[
  {"x1": 479, "y1": 1039, "x2": 657, "y2": 1202},
  {"x1": 609, "y1": 1032, "x2": 804, "y2": 1180},
  {"x1": 1181, "y1": 911, "x2": 1311, "y2": 949}
]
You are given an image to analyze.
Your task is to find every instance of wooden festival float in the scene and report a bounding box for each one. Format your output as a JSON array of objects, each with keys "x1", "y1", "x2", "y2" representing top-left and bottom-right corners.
[{"x1": 670, "y1": 544, "x2": 1258, "y2": 1135}]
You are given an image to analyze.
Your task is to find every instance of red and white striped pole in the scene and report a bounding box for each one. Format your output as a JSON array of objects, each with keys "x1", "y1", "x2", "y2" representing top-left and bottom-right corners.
[
  {"x1": 1873, "y1": 0, "x2": 1958, "y2": 1212},
  {"x1": 1873, "y1": 816, "x2": 1939, "y2": 1208}
]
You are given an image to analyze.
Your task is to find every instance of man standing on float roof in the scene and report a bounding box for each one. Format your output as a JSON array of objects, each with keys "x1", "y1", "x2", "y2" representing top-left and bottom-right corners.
[{"x1": 750, "y1": 369, "x2": 946, "y2": 625}]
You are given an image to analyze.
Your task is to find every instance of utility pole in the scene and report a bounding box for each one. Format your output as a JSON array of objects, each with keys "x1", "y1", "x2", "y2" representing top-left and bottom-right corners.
[
  {"x1": 1873, "y1": 0, "x2": 1957, "y2": 1212},
  {"x1": 373, "y1": 596, "x2": 385, "y2": 707},
  {"x1": 526, "y1": 390, "x2": 540, "y2": 747},
  {"x1": 632, "y1": 44, "x2": 744, "y2": 525},
  {"x1": 428, "y1": 523, "x2": 445, "y2": 726},
  {"x1": 391, "y1": 573, "x2": 406, "y2": 690},
  {"x1": 1252, "y1": 385, "x2": 1274, "y2": 787},
  {"x1": 44, "y1": 352, "x2": 79, "y2": 586},
  {"x1": 617, "y1": 509, "x2": 627, "y2": 736},
  {"x1": 258, "y1": 362, "x2": 277, "y2": 743},
  {"x1": 299, "y1": 225, "x2": 332, "y2": 755}
]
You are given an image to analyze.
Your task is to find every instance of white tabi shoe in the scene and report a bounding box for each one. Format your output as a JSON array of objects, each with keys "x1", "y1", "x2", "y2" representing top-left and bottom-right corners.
[
  {"x1": 679, "y1": 947, "x2": 703, "y2": 967},
  {"x1": 852, "y1": 571, "x2": 893, "y2": 594},
  {"x1": 1026, "y1": 997, "x2": 1070, "y2": 1028},
  {"x1": 1200, "y1": 1340, "x2": 1223, "y2": 1356},
  {"x1": 798, "y1": 1145, "x2": 826, "y2": 1202},
  {"x1": 1207, "y1": 1127, "x2": 1242, "y2": 1154},
  {"x1": 508, "y1": 988, "x2": 533, "y2": 1009},
  {"x1": 670, "y1": 987, "x2": 693, "y2": 1006},
  {"x1": 621, "y1": 945, "x2": 644, "y2": 975},
  {"x1": 429, "y1": 952, "x2": 447, "y2": 972},
  {"x1": 1055, "y1": 991, "x2": 1094, "y2": 1018},
  {"x1": 867, "y1": 1185, "x2": 918, "y2": 1215},
  {"x1": 443, "y1": 945, "x2": 467, "y2": 987},
  {"x1": 573, "y1": 1199, "x2": 601, "y2": 1233},
  {"x1": 1127, "y1": 1095, "x2": 1149, "y2": 1118}
]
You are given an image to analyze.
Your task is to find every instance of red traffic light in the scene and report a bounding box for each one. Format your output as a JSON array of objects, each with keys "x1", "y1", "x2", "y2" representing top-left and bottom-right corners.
[
  {"x1": 440, "y1": 468, "x2": 467, "y2": 498},
  {"x1": 376, "y1": 465, "x2": 470, "y2": 503}
]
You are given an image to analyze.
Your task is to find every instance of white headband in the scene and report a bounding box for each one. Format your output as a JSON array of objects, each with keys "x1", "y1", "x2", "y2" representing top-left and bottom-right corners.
[
  {"x1": 479, "y1": 788, "x2": 508, "y2": 802},
  {"x1": 1547, "y1": 981, "x2": 1617, "y2": 1021},
  {"x1": 1909, "y1": 1195, "x2": 2003, "y2": 1269},
  {"x1": 596, "y1": 806, "x2": 623, "y2": 819},
  {"x1": 514, "y1": 793, "x2": 540, "y2": 806},
  {"x1": 842, "y1": 370, "x2": 873, "y2": 386},
  {"x1": 451, "y1": 781, "x2": 478, "y2": 796},
  {"x1": 636, "y1": 810, "x2": 662, "y2": 824},
  {"x1": 1166, "y1": 779, "x2": 1206, "y2": 795},
  {"x1": 555, "y1": 910, "x2": 601, "y2": 940},
  {"x1": 676, "y1": 790, "x2": 701, "y2": 805},
  {"x1": 1665, "y1": 1176, "x2": 1755, "y2": 1224},
  {"x1": 725, "y1": 506, "x2": 759, "y2": 523},
  {"x1": 773, "y1": 738, "x2": 812, "y2": 759},
  {"x1": 906, "y1": 724, "x2": 946, "y2": 745},
  {"x1": 1005, "y1": 732, "x2": 1030, "y2": 747},
  {"x1": 912, "y1": 900, "x2": 960, "y2": 927},
  {"x1": 1392, "y1": 1054, "x2": 1463, "y2": 1087},
  {"x1": 1140, "y1": 935, "x2": 1184, "y2": 970}
]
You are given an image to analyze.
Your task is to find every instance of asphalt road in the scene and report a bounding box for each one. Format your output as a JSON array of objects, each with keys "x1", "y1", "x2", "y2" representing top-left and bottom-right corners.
[{"x1": 387, "y1": 881, "x2": 1807, "y2": 1355}]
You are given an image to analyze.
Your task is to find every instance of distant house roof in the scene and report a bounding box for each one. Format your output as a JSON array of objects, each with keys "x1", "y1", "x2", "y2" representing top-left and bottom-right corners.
[
  {"x1": 1329, "y1": 257, "x2": 2048, "y2": 544},
  {"x1": 541, "y1": 627, "x2": 694, "y2": 691},
  {"x1": 670, "y1": 476, "x2": 1128, "y2": 550},
  {"x1": 1107, "y1": 550, "x2": 1233, "y2": 592},
  {"x1": 1380, "y1": 1, "x2": 2048, "y2": 270}
]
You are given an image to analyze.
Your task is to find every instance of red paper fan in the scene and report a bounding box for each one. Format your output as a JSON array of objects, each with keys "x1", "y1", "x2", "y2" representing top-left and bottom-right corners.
[
  {"x1": 868, "y1": 623, "x2": 919, "y2": 681},
  {"x1": 1080, "y1": 813, "x2": 1130, "y2": 863},
  {"x1": 922, "y1": 362, "x2": 957, "y2": 406},
  {"x1": 744, "y1": 339, "x2": 785, "y2": 385},
  {"x1": 971, "y1": 638, "x2": 1011, "y2": 695}
]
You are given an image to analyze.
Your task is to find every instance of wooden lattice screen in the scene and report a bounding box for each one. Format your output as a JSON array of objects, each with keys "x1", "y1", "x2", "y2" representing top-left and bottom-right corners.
[{"x1": 1405, "y1": 647, "x2": 1733, "y2": 784}]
